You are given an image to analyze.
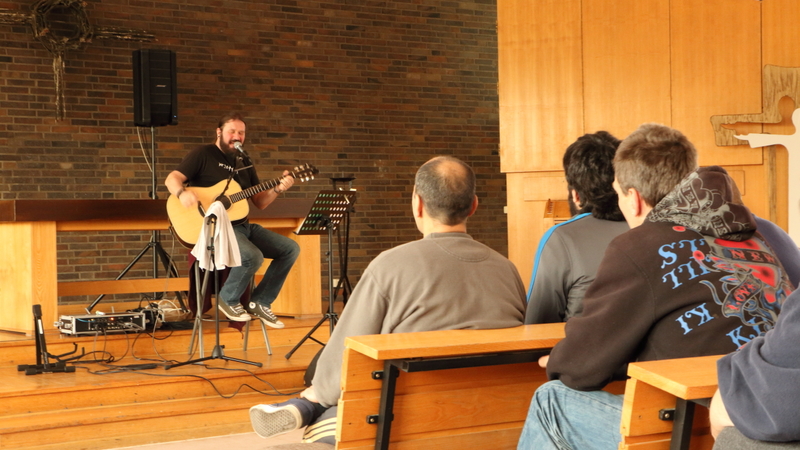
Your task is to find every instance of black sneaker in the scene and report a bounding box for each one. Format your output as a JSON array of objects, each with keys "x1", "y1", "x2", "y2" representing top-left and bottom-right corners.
[
  {"x1": 217, "y1": 301, "x2": 251, "y2": 322},
  {"x1": 248, "y1": 302, "x2": 285, "y2": 329}
]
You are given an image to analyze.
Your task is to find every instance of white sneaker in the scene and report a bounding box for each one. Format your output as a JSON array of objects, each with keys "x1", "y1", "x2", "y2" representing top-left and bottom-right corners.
[
  {"x1": 250, "y1": 402, "x2": 302, "y2": 438},
  {"x1": 247, "y1": 302, "x2": 285, "y2": 329}
]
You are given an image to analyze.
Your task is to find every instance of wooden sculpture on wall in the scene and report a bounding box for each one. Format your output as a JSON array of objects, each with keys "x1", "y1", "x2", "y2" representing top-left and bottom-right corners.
[
  {"x1": 0, "y1": 0, "x2": 155, "y2": 120},
  {"x1": 710, "y1": 65, "x2": 800, "y2": 242}
]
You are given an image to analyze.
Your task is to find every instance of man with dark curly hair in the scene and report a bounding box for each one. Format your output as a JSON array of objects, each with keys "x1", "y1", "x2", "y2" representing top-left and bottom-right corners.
[{"x1": 525, "y1": 131, "x2": 629, "y2": 324}]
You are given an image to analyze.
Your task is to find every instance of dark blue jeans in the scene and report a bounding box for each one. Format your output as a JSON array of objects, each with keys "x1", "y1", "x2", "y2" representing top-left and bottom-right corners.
[{"x1": 219, "y1": 222, "x2": 300, "y2": 308}]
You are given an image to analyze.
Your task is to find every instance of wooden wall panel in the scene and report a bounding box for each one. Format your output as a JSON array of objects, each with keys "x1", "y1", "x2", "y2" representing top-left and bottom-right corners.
[
  {"x1": 501, "y1": 0, "x2": 799, "y2": 284},
  {"x1": 507, "y1": 172, "x2": 566, "y2": 289},
  {"x1": 582, "y1": 0, "x2": 671, "y2": 135},
  {"x1": 763, "y1": 0, "x2": 800, "y2": 67},
  {"x1": 497, "y1": 0, "x2": 583, "y2": 173},
  {"x1": 670, "y1": 0, "x2": 763, "y2": 165},
  {"x1": 719, "y1": 165, "x2": 775, "y2": 221},
  {"x1": 760, "y1": 0, "x2": 799, "y2": 228}
]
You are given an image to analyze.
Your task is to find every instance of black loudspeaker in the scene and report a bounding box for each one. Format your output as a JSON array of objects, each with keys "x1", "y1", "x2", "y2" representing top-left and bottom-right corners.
[{"x1": 133, "y1": 49, "x2": 178, "y2": 127}]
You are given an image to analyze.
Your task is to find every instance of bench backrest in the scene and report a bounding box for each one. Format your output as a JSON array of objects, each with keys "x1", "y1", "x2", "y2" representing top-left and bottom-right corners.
[
  {"x1": 336, "y1": 325, "x2": 721, "y2": 450},
  {"x1": 620, "y1": 355, "x2": 721, "y2": 450},
  {"x1": 336, "y1": 324, "x2": 595, "y2": 450}
]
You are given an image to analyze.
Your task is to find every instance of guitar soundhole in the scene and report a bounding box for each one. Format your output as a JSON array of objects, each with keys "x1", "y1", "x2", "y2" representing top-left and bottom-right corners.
[{"x1": 215, "y1": 195, "x2": 232, "y2": 209}]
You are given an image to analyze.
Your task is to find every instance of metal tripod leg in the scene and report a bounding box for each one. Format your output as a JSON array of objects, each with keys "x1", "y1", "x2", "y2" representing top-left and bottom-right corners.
[
  {"x1": 286, "y1": 224, "x2": 338, "y2": 359},
  {"x1": 86, "y1": 230, "x2": 186, "y2": 313},
  {"x1": 168, "y1": 216, "x2": 262, "y2": 370}
]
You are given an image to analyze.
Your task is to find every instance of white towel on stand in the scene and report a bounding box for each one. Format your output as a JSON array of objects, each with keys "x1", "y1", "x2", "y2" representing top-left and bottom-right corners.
[{"x1": 191, "y1": 201, "x2": 241, "y2": 271}]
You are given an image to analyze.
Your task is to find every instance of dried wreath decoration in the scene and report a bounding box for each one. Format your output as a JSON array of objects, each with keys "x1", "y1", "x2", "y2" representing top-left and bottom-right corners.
[
  {"x1": 30, "y1": 0, "x2": 93, "y2": 53},
  {"x1": 0, "y1": 0, "x2": 155, "y2": 120}
]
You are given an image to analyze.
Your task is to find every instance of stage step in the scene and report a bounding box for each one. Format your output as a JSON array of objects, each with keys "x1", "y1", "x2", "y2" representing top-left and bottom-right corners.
[{"x1": 0, "y1": 318, "x2": 328, "y2": 449}]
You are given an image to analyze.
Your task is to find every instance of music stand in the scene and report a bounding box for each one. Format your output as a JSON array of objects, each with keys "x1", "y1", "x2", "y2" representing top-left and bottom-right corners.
[
  {"x1": 167, "y1": 212, "x2": 262, "y2": 370},
  {"x1": 285, "y1": 190, "x2": 357, "y2": 359}
]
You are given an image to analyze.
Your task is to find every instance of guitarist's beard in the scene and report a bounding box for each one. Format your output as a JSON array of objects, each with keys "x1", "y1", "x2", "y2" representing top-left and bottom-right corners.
[{"x1": 218, "y1": 139, "x2": 240, "y2": 155}]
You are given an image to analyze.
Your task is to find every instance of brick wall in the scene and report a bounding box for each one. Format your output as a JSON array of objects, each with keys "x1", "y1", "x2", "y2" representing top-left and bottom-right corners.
[{"x1": 0, "y1": 0, "x2": 508, "y2": 308}]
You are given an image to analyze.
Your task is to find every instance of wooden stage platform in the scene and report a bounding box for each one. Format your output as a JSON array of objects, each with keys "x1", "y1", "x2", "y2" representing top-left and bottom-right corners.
[{"x1": 0, "y1": 316, "x2": 329, "y2": 450}]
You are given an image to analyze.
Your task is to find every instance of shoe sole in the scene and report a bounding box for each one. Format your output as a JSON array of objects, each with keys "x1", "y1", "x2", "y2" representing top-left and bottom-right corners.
[
  {"x1": 217, "y1": 305, "x2": 251, "y2": 322},
  {"x1": 257, "y1": 317, "x2": 285, "y2": 329},
  {"x1": 250, "y1": 405, "x2": 300, "y2": 438}
]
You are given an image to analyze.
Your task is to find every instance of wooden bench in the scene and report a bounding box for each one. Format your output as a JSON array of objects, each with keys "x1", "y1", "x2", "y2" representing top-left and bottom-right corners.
[
  {"x1": 620, "y1": 355, "x2": 721, "y2": 450},
  {"x1": 335, "y1": 323, "x2": 627, "y2": 450},
  {"x1": 335, "y1": 325, "x2": 720, "y2": 450}
]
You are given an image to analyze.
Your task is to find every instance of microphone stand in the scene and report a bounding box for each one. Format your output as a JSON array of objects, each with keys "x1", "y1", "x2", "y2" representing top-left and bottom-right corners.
[
  {"x1": 167, "y1": 213, "x2": 262, "y2": 369},
  {"x1": 331, "y1": 176, "x2": 355, "y2": 305},
  {"x1": 86, "y1": 125, "x2": 186, "y2": 313}
]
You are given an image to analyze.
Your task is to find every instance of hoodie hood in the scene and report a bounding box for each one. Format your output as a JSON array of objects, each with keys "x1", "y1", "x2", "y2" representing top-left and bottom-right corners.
[{"x1": 647, "y1": 166, "x2": 756, "y2": 241}]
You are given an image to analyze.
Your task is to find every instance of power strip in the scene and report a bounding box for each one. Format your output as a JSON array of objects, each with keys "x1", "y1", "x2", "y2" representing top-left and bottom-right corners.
[{"x1": 56, "y1": 312, "x2": 146, "y2": 335}]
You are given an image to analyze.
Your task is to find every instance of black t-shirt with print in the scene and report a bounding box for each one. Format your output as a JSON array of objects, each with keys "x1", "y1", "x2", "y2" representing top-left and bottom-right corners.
[{"x1": 175, "y1": 144, "x2": 259, "y2": 190}]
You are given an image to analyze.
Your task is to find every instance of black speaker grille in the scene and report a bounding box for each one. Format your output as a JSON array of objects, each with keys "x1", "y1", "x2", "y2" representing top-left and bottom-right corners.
[{"x1": 133, "y1": 49, "x2": 178, "y2": 127}]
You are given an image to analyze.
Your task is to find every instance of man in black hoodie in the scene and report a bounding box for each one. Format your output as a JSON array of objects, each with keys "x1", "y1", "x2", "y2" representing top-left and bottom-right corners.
[{"x1": 517, "y1": 123, "x2": 793, "y2": 450}]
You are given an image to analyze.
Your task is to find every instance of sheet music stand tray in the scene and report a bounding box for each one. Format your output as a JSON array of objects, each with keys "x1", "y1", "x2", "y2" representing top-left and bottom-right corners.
[{"x1": 285, "y1": 190, "x2": 357, "y2": 359}]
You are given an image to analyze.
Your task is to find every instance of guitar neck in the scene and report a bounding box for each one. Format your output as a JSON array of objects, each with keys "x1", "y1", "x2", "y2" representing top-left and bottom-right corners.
[{"x1": 227, "y1": 177, "x2": 282, "y2": 204}]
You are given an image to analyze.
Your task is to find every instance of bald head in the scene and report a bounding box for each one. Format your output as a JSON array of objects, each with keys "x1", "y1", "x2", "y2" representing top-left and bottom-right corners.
[{"x1": 414, "y1": 156, "x2": 476, "y2": 225}]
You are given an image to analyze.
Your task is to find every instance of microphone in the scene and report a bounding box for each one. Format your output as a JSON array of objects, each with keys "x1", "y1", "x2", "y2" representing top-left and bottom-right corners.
[{"x1": 233, "y1": 141, "x2": 251, "y2": 165}]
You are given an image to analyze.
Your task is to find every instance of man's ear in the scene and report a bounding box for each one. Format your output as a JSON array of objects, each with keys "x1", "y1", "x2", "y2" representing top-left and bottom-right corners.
[
  {"x1": 467, "y1": 195, "x2": 479, "y2": 217},
  {"x1": 628, "y1": 188, "x2": 644, "y2": 218},
  {"x1": 413, "y1": 192, "x2": 425, "y2": 219},
  {"x1": 570, "y1": 189, "x2": 580, "y2": 208}
]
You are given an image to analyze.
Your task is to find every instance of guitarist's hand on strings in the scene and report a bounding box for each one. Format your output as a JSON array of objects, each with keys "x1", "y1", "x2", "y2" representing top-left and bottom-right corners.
[
  {"x1": 164, "y1": 170, "x2": 198, "y2": 209},
  {"x1": 177, "y1": 188, "x2": 198, "y2": 208},
  {"x1": 273, "y1": 170, "x2": 294, "y2": 194}
]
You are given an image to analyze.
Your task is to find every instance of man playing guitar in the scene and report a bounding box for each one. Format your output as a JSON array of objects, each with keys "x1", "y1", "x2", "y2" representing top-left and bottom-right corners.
[{"x1": 164, "y1": 111, "x2": 299, "y2": 329}]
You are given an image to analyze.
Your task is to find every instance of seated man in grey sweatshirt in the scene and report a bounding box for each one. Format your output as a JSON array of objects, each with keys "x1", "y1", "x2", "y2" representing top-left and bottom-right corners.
[{"x1": 249, "y1": 155, "x2": 527, "y2": 445}]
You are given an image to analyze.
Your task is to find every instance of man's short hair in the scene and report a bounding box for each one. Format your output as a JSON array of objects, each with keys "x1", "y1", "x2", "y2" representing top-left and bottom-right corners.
[
  {"x1": 563, "y1": 131, "x2": 624, "y2": 221},
  {"x1": 614, "y1": 123, "x2": 698, "y2": 207},
  {"x1": 415, "y1": 156, "x2": 476, "y2": 225},
  {"x1": 217, "y1": 111, "x2": 246, "y2": 129}
]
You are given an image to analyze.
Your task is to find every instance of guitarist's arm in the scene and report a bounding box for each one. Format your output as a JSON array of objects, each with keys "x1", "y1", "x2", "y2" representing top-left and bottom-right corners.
[
  {"x1": 165, "y1": 170, "x2": 198, "y2": 208},
  {"x1": 251, "y1": 170, "x2": 295, "y2": 209}
]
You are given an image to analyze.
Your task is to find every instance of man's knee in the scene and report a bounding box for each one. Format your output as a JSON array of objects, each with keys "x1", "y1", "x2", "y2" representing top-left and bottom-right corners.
[
  {"x1": 241, "y1": 249, "x2": 265, "y2": 270},
  {"x1": 285, "y1": 238, "x2": 301, "y2": 260},
  {"x1": 532, "y1": 380, "x2": 567, "y2": 409}
]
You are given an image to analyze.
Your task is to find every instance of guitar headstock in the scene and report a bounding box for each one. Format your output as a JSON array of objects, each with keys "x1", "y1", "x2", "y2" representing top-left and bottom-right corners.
[{"x1": 290, "y1": 163, "x2": 319, "y2": 182}]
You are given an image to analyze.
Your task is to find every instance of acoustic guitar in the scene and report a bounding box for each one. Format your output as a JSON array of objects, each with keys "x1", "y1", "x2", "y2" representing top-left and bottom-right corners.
[{"x1": 166, "y1": 163, "x2": 318, "y2": 246}]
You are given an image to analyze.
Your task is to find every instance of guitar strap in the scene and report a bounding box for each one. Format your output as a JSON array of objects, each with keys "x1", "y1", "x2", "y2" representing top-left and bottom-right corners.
[
  {"x1": 219, "y1": 154, "x2": 245, "y2": 196},
  {"x1": 226, "y1": 155, "x2": 251, "y2": 227}
]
